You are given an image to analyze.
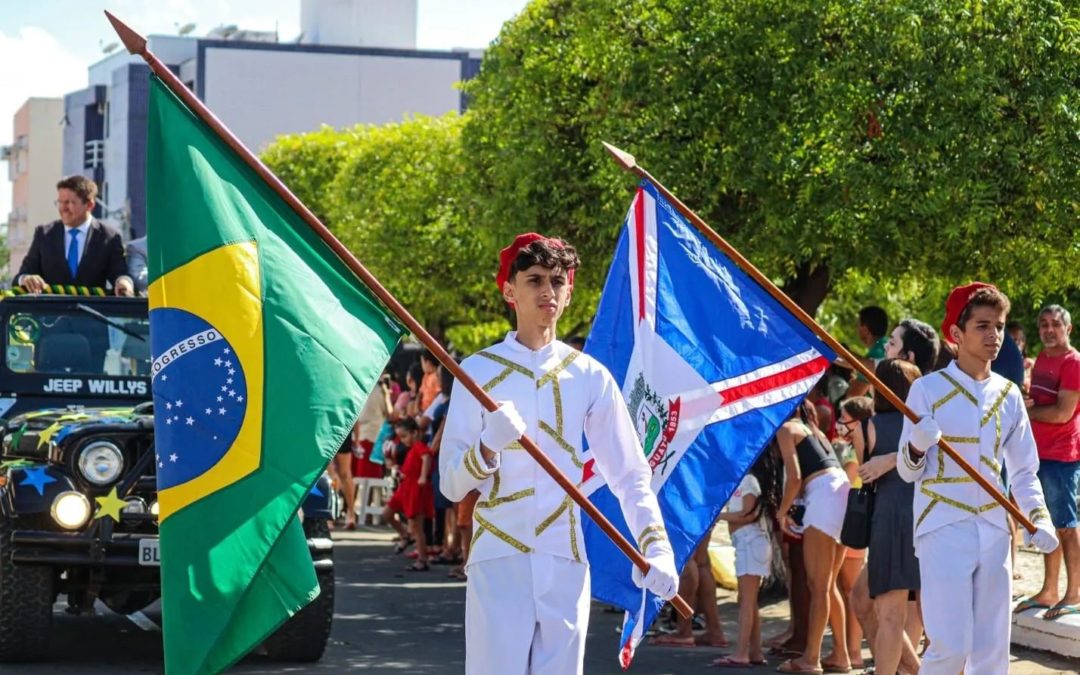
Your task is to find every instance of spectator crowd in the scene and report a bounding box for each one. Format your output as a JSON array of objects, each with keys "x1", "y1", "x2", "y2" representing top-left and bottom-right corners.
[
  {"x1": 331, "y1": 295, "x2": 1077, "y2": 673},
  {"x1": 20, "y1": 176, "x2": 1076, "y2": 673}
]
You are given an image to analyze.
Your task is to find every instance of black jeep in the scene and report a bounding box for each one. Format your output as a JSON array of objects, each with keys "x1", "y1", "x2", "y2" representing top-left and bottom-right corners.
[{"x1": 0, "y1": 293, "x2": 335, "y2": 662}]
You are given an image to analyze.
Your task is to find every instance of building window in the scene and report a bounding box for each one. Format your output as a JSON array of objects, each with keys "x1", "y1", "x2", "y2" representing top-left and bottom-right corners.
[{"x1": 85, "y1": 140, "x2": 105, "y2": 169}]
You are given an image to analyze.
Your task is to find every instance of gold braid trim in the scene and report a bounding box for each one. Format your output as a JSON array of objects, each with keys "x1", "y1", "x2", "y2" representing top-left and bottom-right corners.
[
  {"x1": 902, "y1": 444, "x2": 926, "y2": 472},
  {"x1": 1029, "y1": 507, "x2": 1051, "y2": 524},
  {"x1": 942, "y1": 436, "x2": 979, "y2": 444},
  {"x1": 482, "y1": 367, "x2": 515, "y2": 392},
  {"x1": 474, "y1": 512, "x2": 531, "y2": 553},
  {"x1": 477, "y1": 351, "x2": 534, "y2": 378},
  {"x1": 551, "y1": 377, "x2": 565, "y2": 435},
  {"x1": 921, "y1": 483, "x2": 1002, "y2": 516},
  {"x1": 993, "y1": 409, "x2": 1002, "y2": 460},
  {"x1": 980, "y1": 455, "x2": 1002, "y2": 475},
  {"x1": 568, "y1": 500, "x2": 581, "y2": 562},
  {"x1": 931, "y1": 387, "x2": 963, "y2": 412},
  {"x1": 537, "y1": 351, "x2": 579, "y2": 387},
  {"x1": 640, "y1": 534, "x2": 667, "y2": 556},
  {"x1": 471, "y1": 526, "x2": 486, "y2": 547},
  {"x1": 539, "y1": 420, "x2": 584, "y2": 468},
  {"x1": 916, "y1": 500, "x2": 938, "y2": 529},
  {"x1": 637, "y1": 524, "x2": 667, "y2": 550},
  {"x1": 463, "y1": 447, "x2": 487, "y2": 481},
  {"x1": 488, "y1": 469, "x2": 501, "y2": 500},
  {"x1": 535, "y1": 496, "x2": 571, "y2": 536},
  {"x1": 981, "y1": 382, "x2": 1013, "y2": 427},
  {"x1": 938, "y1": 373, "x2": 979, "y2": 407},
  {"x1": 478, "y1": 488, "x2": 535, "y2": 509}
]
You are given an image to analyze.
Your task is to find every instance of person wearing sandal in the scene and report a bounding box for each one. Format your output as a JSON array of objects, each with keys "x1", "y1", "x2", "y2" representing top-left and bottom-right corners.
[
  {"x1": 381, "y1": 417, "x2": 435, "y2": 572},
  {"x1": 440, "y1": 234, "x2": 678, "y2": 675},
  {"x1": 775, "y1": 400, "x2": 852, "y2": 675},
  {"x1": 1019, "y1": 305, "x2": 1080, "y2": 623},
  {"x1": 897, "y1": 284, "x2": 1059, "y2": 673},
  {"x1": 711, "y1": 449, "x2": 780, "y2": 669}
]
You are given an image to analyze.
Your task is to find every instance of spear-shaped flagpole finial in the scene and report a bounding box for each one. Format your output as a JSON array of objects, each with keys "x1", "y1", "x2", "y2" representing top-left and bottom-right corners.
[
  {"x1": 602, "y1": 142, "x2": 641, "y2": 174},
  {"x1": 104, "y1": 11, "x2": 148, "y2": 56}
]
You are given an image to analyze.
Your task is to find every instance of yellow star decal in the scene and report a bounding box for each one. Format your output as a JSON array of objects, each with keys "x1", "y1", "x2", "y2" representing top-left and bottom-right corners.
[
  {"x1": 57, "y1": 413, "x2": 91, "y2": 422},
  {"x1": 94, "y1": 487, "x2": 127, "y2": 522},
  {"x1": 36, "y1": 422, "x2": 64, "y2": 449}
]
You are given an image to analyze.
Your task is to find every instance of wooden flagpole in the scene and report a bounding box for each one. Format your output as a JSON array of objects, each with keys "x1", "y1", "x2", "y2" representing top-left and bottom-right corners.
[
  {"x1": 602, "y1": 142, "x2": 1035, "y2": 535},
  {"x1": 105, "y1": 12, "x2": 692, "y2": 617}
]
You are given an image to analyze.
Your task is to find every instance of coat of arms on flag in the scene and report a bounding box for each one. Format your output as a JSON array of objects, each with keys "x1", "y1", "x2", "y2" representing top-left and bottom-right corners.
[{"x1": 582, "y1": 180, "x2": 836, "y2": 667}]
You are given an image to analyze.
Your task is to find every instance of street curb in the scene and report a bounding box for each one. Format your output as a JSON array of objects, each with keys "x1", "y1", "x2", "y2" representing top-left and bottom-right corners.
[{"x1": 1012, "y1": 602, "x2": 1080, "y2": 658}]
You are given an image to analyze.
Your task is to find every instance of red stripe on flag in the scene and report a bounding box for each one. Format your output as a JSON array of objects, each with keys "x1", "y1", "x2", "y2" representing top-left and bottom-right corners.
[
  {"x1": 634, "y1": 187, "x2": 646, "y2": 322},
  {"x1": 581, "y1": 458, "x2": 596, "y2": 484},
  {"x1": 717, "y1": 356, "x2": 830, "y2": 406}
]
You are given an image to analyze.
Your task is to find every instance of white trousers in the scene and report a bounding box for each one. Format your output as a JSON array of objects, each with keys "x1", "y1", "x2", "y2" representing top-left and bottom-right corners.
[
  {"x1": 465, "y1": 553, "x2": 590, "y2": 675},
  {"x1": 915, "y1": 519, "x2": 1011, "y2": 675}
]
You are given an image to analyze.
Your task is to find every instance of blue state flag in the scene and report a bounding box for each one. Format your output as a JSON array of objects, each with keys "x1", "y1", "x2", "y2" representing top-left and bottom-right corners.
[{"x1": 582, "y1": 180, "x2": 836, "y2": 667}]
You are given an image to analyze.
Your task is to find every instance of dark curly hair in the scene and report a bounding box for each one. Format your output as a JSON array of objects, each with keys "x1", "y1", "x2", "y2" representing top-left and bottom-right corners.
[{"x1": 509, "y1": 239, "x2": 580, "y2": 281}]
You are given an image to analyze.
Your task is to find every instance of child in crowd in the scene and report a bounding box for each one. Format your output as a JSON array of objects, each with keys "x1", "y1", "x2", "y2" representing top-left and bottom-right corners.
[
  {"x1": 381, "y1": 417, "x2": 435, "y2": 571},
  {"x1": 711, "y1": 448, "x2": 781, "y2": 668}
]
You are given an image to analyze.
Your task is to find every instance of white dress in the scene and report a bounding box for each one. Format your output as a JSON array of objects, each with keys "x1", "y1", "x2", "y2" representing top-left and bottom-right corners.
[{"x1": 440, "y1": 333, "x2": 672, "y2": 675}]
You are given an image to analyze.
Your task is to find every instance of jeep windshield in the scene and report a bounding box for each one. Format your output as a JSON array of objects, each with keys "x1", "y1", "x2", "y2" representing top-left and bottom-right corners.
[{"x1": 6, "y1": 302, "x2": 151, "y2": 378}]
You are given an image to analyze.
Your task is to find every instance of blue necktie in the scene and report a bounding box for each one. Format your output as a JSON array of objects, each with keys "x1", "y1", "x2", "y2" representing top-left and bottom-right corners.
[{"x1": 67, "y1": 229, "x2": 80, "y2": 280}]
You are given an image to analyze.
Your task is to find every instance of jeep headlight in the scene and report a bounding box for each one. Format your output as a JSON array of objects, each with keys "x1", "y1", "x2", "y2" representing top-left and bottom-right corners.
[
  {"x1": 77, "y1": 441, "x2": 124, "y2": 485},
  {"x1": 51, "y1": 491, "x2": 91, "y2": 529}
]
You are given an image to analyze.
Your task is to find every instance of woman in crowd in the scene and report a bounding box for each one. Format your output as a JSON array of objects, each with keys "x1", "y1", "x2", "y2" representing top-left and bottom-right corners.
[
  {"x1": 857, "y1": 358, "x2": 925, "y2": 675},
  {"x1": 776, "y1": 400, "x2": 852, "y2": 674},
  {"x1": 835, "y1": 396, "x2": 874, "y2": 669}
]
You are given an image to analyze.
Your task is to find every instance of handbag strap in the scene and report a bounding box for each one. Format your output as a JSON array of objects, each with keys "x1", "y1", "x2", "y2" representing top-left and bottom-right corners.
[{"x1": 859, "y1": 416, "x2": 876, "y2": 496}]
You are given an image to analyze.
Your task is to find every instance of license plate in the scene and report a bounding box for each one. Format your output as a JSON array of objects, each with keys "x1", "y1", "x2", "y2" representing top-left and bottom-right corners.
[{"x1": 138, "y1": 538, "x2": 160, "y2": 566}]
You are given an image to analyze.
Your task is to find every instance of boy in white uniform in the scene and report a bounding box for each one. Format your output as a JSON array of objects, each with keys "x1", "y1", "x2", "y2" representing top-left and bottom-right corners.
[
  {"x1": 897, "y1": 282, "x2": 1058, "y2": 673},
  {"x1": 439, "y1": 233, "x2": 678, "y2": 675}
]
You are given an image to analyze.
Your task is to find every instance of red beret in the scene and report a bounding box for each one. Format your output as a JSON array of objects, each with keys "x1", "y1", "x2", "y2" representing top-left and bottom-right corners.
[
  {"x1": 495, "y1": 233, "x2": 575, "y2": 296},
  {"x1": 941, "y1": 281, "x2": 997, "y2": 344}
]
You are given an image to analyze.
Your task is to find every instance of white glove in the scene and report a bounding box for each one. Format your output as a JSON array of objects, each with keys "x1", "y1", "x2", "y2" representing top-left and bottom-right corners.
[
  {"x1": 909, "y1": 416, "x2": 942, "y2": 453},
  {"x1": 480, "y1": 401, "x2": 526, "y2": 452},
  {"x1": 1026, "y1": 522, "x2": 1059, "y2": 554},
  {"x1": 632, "y1": 551, "x2": 679, "y2": 600}
]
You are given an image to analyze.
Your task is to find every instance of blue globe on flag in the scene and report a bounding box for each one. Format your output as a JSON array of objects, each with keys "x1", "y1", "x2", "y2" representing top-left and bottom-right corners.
[{"x1": 150, "y1": 308, "x2": 247, "y2": 490}]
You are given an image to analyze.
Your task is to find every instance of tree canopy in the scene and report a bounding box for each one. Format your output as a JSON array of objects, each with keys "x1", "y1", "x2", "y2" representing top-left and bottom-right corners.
[{"x1": 264, "y1": 0, "x2": 1080, "y2": 352}]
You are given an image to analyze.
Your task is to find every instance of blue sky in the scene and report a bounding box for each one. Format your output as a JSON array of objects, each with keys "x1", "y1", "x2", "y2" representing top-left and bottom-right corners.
[{"x1": 0, "y1": 0, "x2": 528, "y2": 224}]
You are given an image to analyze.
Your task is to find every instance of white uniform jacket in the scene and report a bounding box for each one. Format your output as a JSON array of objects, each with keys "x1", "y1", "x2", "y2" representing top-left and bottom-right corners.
[
  {"x1": 897, "y1": 361, "x2": 1051, "y2": 538},
  {"x1": 440, "y1": 333, "x2": 670, "y2": 567}
]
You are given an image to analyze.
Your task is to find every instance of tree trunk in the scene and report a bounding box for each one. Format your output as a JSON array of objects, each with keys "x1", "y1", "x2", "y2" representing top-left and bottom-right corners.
[{"x1": 781, "y1": 263, "x2": 831, "y2": 316}]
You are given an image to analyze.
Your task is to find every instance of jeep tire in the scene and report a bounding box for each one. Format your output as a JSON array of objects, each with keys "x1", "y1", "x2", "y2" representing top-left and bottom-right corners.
[
  {"x1": 262, "y1": 519, "x2": 334, "y2": 662},
  {"x1": 0, "y1": 516, "x2": 54, "y2": 662}
]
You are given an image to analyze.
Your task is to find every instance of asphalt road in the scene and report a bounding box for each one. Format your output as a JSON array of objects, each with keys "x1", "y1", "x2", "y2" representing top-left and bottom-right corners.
[{"x1": 3, "y1": 527, "x2": 1077, "y2": 674}]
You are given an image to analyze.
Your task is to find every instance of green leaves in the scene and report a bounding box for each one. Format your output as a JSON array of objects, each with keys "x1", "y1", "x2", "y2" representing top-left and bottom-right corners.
[{"x1": 265, "y1": 0, "x2": 1080, "y2": 349}]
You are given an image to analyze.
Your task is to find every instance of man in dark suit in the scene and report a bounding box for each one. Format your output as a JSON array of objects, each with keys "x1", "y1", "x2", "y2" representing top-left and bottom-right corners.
[{"x1": 16, "y1": 175, "x2": 134, "y2": 296}]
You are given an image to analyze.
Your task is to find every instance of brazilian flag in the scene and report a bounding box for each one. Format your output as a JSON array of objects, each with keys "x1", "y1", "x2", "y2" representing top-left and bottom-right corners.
[{"x1": 146, "y1": 75, "x2": 402, "y2": 675}]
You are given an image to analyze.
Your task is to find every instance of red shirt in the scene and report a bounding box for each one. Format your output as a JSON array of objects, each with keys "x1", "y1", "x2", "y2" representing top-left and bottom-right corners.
[{"x1": 1030, "y1": 348, "x2": 1080, "y2": 462}]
